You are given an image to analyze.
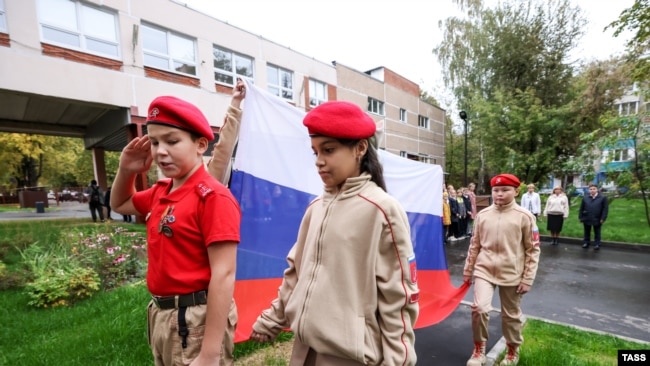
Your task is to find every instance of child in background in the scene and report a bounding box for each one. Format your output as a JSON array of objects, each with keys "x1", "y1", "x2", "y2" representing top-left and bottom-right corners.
[
  {"x1": 463, "y1": 174, "x2": 541, "y2": 366},
  {"x1": 443, "y1": 190, "x2": 452, "y2": 243}
]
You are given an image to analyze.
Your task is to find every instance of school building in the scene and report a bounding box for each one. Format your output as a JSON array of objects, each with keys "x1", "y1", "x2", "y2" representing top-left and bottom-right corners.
[{"x1": 0, "y1": 0, "x2": 445, "y2": 190}]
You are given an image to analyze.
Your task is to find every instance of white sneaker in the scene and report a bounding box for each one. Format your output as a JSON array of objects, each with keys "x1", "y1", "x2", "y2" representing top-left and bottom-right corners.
[{"x1": 467, "y1": 342, "x2": 486, "y2": 366}]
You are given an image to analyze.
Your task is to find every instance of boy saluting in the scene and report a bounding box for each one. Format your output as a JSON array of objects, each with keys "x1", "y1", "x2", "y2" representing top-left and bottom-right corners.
[
  {"x1": 463, "y1": 174, "x2": 540, "y2": 366},
  {"x1": 111, "y1": 96, "x2": 241, "y2": 366}
]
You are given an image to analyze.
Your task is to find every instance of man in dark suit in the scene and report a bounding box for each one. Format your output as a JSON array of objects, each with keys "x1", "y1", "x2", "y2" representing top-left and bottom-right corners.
[{"x1": 579, "y1": 184, "x2": 608, "y2": 250}]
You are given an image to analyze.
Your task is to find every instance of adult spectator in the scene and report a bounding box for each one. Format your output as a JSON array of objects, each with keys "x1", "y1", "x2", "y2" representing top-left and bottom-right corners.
[
  {"x1": 467, "y1": 183, "x2": 478, "y2": 234},
  {"x1": 104, "y1": 186, "x2": 112, "y2": 220},
  {"x1": 448, "y1": 187, "x2": 461, "y2": 240},
  {"x1": 579, "y1": 184, "x2": 608, "y2": 250},
  {"x1": 543, "y1": 186, "x2": 569, "y2": 245},
  {"x1": 520, "y1": 184, "x2": 541, "y2": 218},
  {"x1": 88, "y1": 180, "x2": 105, "y2": 223}
]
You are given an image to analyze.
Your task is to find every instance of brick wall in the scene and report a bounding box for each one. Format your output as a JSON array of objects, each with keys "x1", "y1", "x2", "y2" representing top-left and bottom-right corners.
[
  {"x1": 144, "y1": 67, "x2": 200, "y2": 88},
  {"x1": 42, "y1": 43, "x2": 122, "y2": 71},
  {"x1": 0, "y1": 32, "x2": 9, "y2": 47}
]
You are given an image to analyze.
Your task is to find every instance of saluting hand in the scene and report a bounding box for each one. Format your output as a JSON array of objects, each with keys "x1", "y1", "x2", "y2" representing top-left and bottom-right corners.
[{"x1": 118, "y1": 136, "x2": 153, "y2": 174}]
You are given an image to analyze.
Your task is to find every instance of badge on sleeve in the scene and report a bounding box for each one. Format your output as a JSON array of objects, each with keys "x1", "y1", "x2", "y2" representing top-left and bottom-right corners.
[
  {"x1": 532, "y1": 228, "x2": 540, "y2": 247},
  {"x1": 408, "y1": 254, "x2": 417, "y2": 284}
]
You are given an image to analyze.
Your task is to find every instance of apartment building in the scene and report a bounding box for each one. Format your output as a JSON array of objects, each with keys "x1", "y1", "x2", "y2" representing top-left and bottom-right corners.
[
  {"x1": 544, "y1": 87, "x2": 648, "y2": 193},
  {"x1": 0, "y1": 0, "x2": 445, "y2": 189}
]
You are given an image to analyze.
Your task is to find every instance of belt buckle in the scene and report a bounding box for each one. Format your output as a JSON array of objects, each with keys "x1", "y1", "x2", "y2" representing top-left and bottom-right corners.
[{"x1": 152, "y1": 295, "x2": 174, "y2": 309}]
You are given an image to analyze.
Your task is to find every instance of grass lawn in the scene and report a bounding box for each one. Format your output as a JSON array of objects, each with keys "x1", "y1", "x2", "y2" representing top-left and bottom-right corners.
[
  {"x1": 503, "y1": 318, "x2": 650, "y2": 366},
  {"x1": 537, "y1": 197, "x2": 650, "y2": 244}
]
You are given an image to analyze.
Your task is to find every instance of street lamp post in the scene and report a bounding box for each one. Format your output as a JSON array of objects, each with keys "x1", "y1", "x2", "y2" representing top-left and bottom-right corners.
[{"x1": 459, "y1": 111, "x2": 468, "y2": 187}]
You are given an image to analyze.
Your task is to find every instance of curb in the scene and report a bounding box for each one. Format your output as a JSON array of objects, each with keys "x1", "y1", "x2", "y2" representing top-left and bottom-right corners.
[{"x1": 540, "y1": 235, "x2": 650, "y2": 252}]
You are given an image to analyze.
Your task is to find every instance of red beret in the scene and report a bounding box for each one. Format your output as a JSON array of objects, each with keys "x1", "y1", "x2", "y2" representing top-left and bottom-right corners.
[
  {"x1": 490, "y1": 173, "x2": 521, "y2": 187},
  {"x1": 146, "y1": 96, "x2": 214, "y2": 140},
  {"x1": 303, "y1": 101, "x2": 376, "y2": 139}
]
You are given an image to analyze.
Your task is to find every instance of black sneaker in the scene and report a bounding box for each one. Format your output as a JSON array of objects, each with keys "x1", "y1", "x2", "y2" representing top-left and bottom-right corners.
[
  {"x1": 594, "y1": 245, "x2": 600, "y2": 250},
  {"x1": 582, "y1": 243, "x2": 590, "y2": 248}
]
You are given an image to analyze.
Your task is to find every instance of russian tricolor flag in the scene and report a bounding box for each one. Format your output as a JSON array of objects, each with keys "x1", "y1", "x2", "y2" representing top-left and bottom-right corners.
[{"x1": 229, "y1": 81, "x2": 469, "y2": 342}]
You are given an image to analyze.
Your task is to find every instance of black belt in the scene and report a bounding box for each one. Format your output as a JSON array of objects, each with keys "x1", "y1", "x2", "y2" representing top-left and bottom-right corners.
[{"x1": 152, "y1": 290, "x2": 208, "y2": 309}]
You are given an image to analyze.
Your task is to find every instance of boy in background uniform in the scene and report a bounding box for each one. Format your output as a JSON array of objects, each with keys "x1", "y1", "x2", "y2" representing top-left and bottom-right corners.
[
  {"x1": 463, "y1": 174, "x2": 541, "y2": 366},
  {"x1": 111, "y1": 96, "x2": 241, "y2": 366}
]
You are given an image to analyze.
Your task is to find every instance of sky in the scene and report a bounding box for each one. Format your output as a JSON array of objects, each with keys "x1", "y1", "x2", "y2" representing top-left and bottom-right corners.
[{"x1": 181, "y1": 0, "x2": 634, "y2": 109}]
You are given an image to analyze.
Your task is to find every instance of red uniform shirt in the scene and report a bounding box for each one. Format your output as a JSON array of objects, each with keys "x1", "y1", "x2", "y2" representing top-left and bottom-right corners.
[{"x1": 132, "y1": 166, "x2": 241, "y2": 296}]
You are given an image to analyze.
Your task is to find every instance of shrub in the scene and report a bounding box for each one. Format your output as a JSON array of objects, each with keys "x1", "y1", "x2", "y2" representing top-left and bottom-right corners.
[
  {"x1": 66, "y1": 226, "x2": 147, "y2": 290},
  {"x1": 19, "y1": 225, "x2": 147, "y2": 307},
  {"x1": 24, "y1": 266, "x2": 100, "y2": 307}
]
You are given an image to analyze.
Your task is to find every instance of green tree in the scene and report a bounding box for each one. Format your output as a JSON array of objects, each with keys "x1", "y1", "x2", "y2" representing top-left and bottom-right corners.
[
  {"x1": 0, "y1": 134, "x2": 48, "y2": 188},
  {"x1": 605, "y1": 0, "x2": 650, "y2": 225},
  {"x1": 434, "y1": 0, "x2": 593, "y2": 184},
  {"x1": 579, "y1": 111, "x2": 650, "y2": 226},
  {"x1": 0, "y1": 133, "x2": 122, "y2": 192},
  {"x1": 607, "y1": 0, "x2": 650, "y2": 86}
]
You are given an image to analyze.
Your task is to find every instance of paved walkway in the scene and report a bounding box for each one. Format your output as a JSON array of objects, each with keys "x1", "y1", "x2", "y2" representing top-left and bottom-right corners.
[
  {"x1": 0, "y1": 201, "x2": 130, "y2": 222},
  {"x1": 2, "y1": 203, "x2": 649, "y2": 365},
  {"x1": 416, "y1": 236, "x2": 650, "y2": 365}
]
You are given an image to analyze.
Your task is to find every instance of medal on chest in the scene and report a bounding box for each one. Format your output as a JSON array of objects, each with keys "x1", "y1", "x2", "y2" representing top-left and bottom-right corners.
[{"x1": 158, "y1": 205, "x2": 175, "y2": 238}]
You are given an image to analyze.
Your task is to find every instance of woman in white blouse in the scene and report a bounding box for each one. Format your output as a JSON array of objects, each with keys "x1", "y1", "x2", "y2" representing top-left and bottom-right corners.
[{"x1": 543, "y1": 186, "x2": 570, "y2": 245}]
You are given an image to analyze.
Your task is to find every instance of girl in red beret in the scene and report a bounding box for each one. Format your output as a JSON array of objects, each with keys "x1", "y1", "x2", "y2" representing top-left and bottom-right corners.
[
  {"x1": 462, "y1": 174, "x2": 541, "y2": 366},
  {"x1": 111, "y1": 93, "x2": 242, "y2": 366},
  {"x1": 250, "y1": 101, "x2": 419, "y2": 365}
]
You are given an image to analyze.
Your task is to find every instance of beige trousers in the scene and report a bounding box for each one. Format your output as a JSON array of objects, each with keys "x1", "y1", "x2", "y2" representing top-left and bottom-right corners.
[
  {"x1": 288, "y1": 337, "x2": 368, "y2": 366},
  {"x1": 471, "y1": 277, "x2": 524, "y2": 345},
  {"x1": 147, "y1": 299, "x2": 237, "y2": 366}
]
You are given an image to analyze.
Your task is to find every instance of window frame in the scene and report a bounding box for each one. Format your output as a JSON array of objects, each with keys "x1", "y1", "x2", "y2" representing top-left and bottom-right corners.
[
  {"x1": 618, "y1": 101, "x2": 638, "y2": 116},
  {"x1": 213, "y1": 45, "x2": 254, "y2": 87},
  {"x1": 308, "y1": 79, "x2": 328, "y2": 107},
  {"x1": 142, "y1": 22, "x2": 197, "y2": 76},
  {"x1": 399, "y1": 108, "x2": 407, "y2": 122},
  {"x1": 418, "y1": 115, "x2": 430, "y2": 129},
  {"x1": 37, "y1": 0, "x2": 120, "y2": 58},
  {"x1": 367, "y1": 97, "x2": 385, "y2": 116},
  {"x1": 266, "y1": 63, "x2": 294, "y2": 101}
]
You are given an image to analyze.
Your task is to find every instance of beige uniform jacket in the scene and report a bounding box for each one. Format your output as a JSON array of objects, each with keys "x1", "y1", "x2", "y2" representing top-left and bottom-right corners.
[
  {"x1": 253, "y1": 174, "x2": 419, "y2": 365},
  {"x1": 463, "y1": 200, "x2": 541, "y2": 287}
]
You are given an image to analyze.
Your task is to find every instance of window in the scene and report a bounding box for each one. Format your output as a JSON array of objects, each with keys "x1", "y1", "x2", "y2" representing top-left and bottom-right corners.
[
  {"x1": 37, "y1": 0, "x2": 119, "y2": 57},
  {"x1": 609, "y1": 149, "x2": 631, "y2": 162},
  {"x1": 142, "y1": 23, "x2": 196, "y2": 75},
  {"x1": 400, "y1": 151, "x2": 431, "y2": 163},
  {"x1": 400, "y1": 108, "x2": 407, "y2": 122},
  {"x1": 618, "y1": 101, "x2": 638, "y2": 116},
  {"x1": 213, "y1": 45, "x2": 254, "y2": 86},
  {"x1": 0, "y1": 0, "x2": 6, "y2": 32},
  {"x1": 418, "y1": 115, "x2": 430, "y2": 129},
  {"x1": 267, "y1": 64, "x2": 293, "y2": 101},
  {"x1": 367, "y1": 97, "x2": 385, "y2": 116},
  {"x1": 309, "y1": 79, "x2": 328, "y2": 106}
]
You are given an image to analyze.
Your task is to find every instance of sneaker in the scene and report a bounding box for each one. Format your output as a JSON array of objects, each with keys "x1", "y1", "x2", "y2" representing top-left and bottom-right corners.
[
  {"x1": 466, "y1": 342, "x2": 486, "y2": 366},
  {"x1": 582, "y1": 242, "x2": 590, "y2": 248},
  {"x1": 499, "y1": 344, "x2": 520, "y2": 365}
]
